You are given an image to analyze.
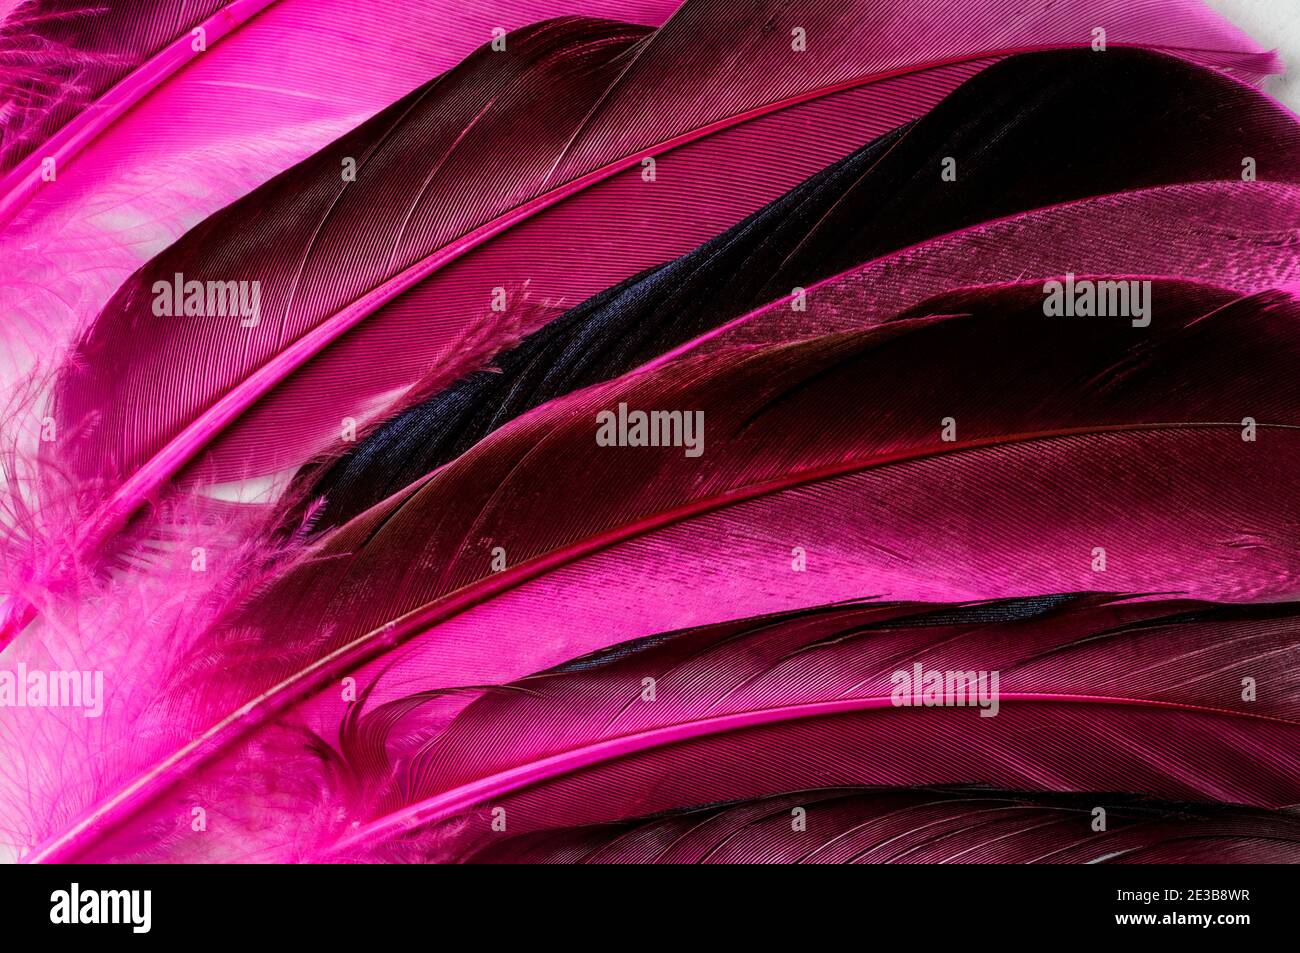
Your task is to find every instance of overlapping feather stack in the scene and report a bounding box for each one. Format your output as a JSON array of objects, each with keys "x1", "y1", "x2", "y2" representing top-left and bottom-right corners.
[{"x1": 1, "y1": 0, "x2": 1298, "y2": 864}]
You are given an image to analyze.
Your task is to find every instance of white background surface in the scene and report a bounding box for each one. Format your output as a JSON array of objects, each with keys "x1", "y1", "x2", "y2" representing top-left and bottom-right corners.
[{"x1": 1209, "y1": 0, "x2": 1300, "y2": 108}]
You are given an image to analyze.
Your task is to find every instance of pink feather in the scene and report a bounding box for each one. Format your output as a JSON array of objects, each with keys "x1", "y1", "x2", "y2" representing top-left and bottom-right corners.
[
  {"x1": 4, "y1": 0, "x2": 1296, "y2": 869},
  {"x1": 651, "y1": 181, "x2": 1300, "y2": 366},
  {"x1": 459, "y1": 788, "x2": 1300, "y2": 864},
  {"x1": 19, "y1": 278, "x2": 1300, "y2": 862},
  {"x1": 0, "y1": 0, "x2": 678, "y2": 370},
  {"x1": 5, "y1": 0, "x2": 1278, "y2": 644},
  {"x1": 339, "y1": 596, "x2": 1300, "y2": 861}
]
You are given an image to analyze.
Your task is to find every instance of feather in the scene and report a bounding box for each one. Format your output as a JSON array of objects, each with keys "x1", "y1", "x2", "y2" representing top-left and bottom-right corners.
[
  {"x1": 7, "y1": 0, "x2": 1296, "y2": 867},
  {"x1": 36, "y1": 594, "x2": 1300, "y2": 861},
  {"x1": 457, "y1": 788, "x2": 1300, "y2": 864},
  {"x1": 331, "y1": 596, "x2": 1300, "y2": 860},
  {"x1": 0, "y1": 0, "x2": 679, "y2": 642},
  {"x1": 676, "y1": 181, "x2": 1300, "y2": 361},
  {"x1": 297, "y1": 47, "x2": 1300, "y2": 531},
  {"x1": 22, "y1": 278, "x2": 1300, "y2": 862},
  {"x1": 18, "y1": 0, "x2": 1278, "y2": 645},
  {"x1": 0, "y1": 0, "x2": 679, "y2": 375},
  {"x1": 0, "y1": 0, "x2": 225, "y2": 178}
]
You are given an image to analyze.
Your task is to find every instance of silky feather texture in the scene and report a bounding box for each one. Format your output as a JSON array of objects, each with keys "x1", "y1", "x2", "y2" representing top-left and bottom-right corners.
[
  {"x1": 0, "y1": 490, "x2": 305, "y2": 862},
  {"x1": 297, "y1": 47, "x2": 1300, "y2": 531},
  {"x1": 24, "y1": 0, "x2": 1279, "y2": 645},
  {"x1": 327, "y1": 596, "x2": 1300, "y2": 861},
  {"x1": 24, "y1": 279, "x2": 1300, "y2": 862},
  {"x1": 7, "y1": 1, "x2": 1289, "y2": 863},
  {"x1": 48, "y1": 593, "x2": 1300, "y2": 861},
  {"x1": 672, "y1": 181, "x2": 1300, "y2": 363},
  {"x1": 0, "y1": 0, "x2": 684, "y2": 391},
  {"x1": 0, "y1": 0, "x2": 679, "y2": 373},
  {"x1": 0, "y1": 0, "x2": 678, "y2": 211},
  {"x1": 0, "y1": 0, "x2": 681, "y2": 647},
  {"x1": 459, "y1": 788, "x2": 1300, "y2": 864},
  {"x1": 0, "y1": 0, "x2": 225, "y2": 175},
  {"x1": 229, "y1": 281, "x2": 1300, "y2": 698}
]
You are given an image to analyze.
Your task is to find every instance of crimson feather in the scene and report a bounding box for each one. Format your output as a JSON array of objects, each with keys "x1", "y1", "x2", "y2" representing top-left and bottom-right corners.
[
  {"x1": 22, "y1": 278, "x2": 1300, "y2": 862},
  {"x1": 9, "y1": 0, "x2": 1277, "y2": 644},
  {"x1": 5, "y1": 0, "x2": 1297, "y2": 868}
]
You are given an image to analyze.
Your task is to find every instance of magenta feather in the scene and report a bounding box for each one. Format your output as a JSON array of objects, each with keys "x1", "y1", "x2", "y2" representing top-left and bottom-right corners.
[
  {"x1": 460, "y1": 788, "x2": 1300, "y2": 864},
  {"x1": 0, "y1": 0, "x2": 678, "y2": 368},
  {"x1": 3, "y1": 0, "x2": 1298, "y2": 868},
  {"x1": 5, "y1": 0, "x2": 1280, "y2": 644},
  {"x1": 342, "y1": 596, "x2": 1300, "y2": 861},
  {"x1": 21, "y1": 276, "x2": 1300, "y2": 862}
]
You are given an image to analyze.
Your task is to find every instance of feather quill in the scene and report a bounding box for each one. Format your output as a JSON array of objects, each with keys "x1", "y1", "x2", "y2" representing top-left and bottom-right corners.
[
  {"x1": 22, "y1": 278, "x2": 1300, "y2": 861},
  {"x1": 9, "y1": 0, "x2": 1278, "y2": 644},
  {"x1": 298, "y1": 47, "x2": 1300, "y2": 530},
  {"x1": 6, "y1": 0, "x2": 1298, "y2": 867},
  {"x1": 0, "y1": 0, "x2": 679, "y2": 369},
  {"x1": 459, "y1": 788, "x2": 1300, "y2": 864},
  {"x1": 339, "y1": 596, "x2": 1300, "y2": 861}
]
